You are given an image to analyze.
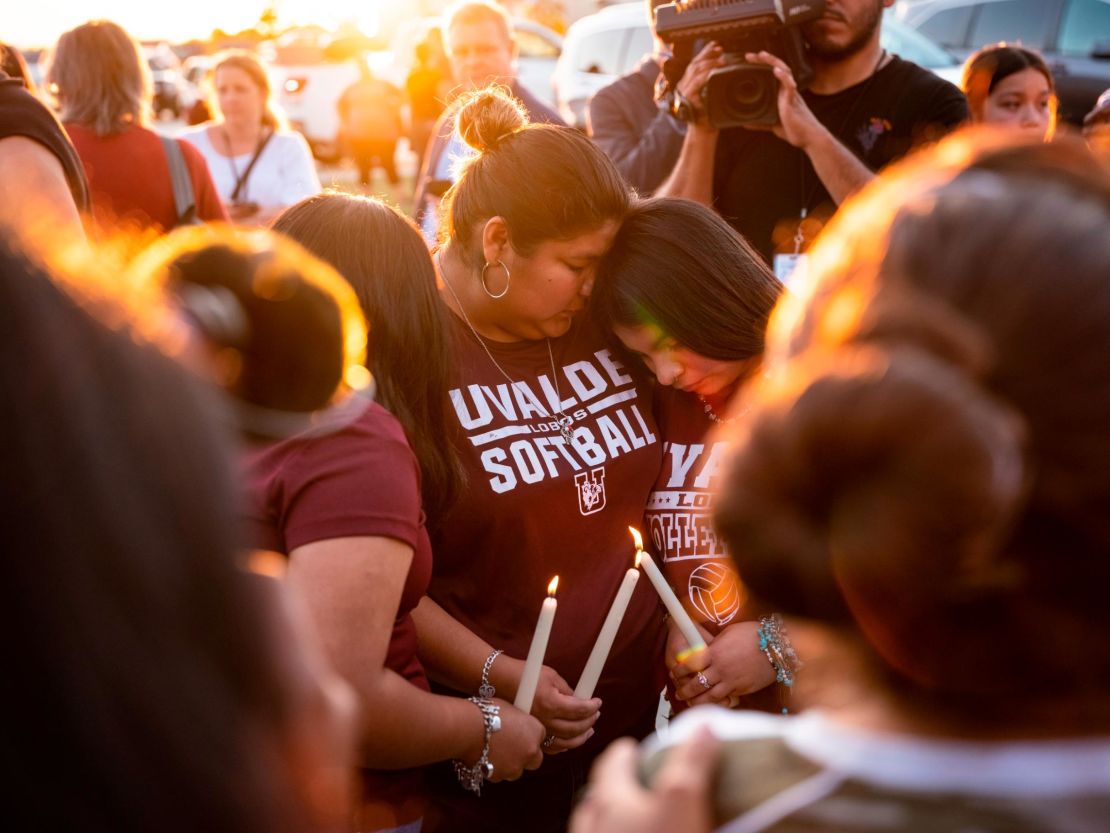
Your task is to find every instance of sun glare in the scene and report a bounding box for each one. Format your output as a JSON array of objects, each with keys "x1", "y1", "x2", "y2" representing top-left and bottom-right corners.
[{"x1": 8, "y1": 0, "x2": 392, "y2": 46}]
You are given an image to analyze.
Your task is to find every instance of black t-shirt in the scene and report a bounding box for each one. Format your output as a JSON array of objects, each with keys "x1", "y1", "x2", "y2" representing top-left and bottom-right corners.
[
  {"x1": 0, "y1": 72, "x2": 89, "y2": 212},
  {"x1": 713, "y1": 56, "x2": 967, "y2": 262}
]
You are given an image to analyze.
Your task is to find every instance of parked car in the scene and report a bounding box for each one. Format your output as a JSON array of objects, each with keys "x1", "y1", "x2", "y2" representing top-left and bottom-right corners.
[
  {"x1": 554, "y1": 4, "x2": 964, "y2": 130},
  {"x1": 894, "y1": 0, "x2": 1110, "y2": 124}
]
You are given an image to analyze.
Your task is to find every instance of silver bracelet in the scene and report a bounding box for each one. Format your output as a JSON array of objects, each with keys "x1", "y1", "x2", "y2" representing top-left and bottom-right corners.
[
  {"x1": 453, "y1": 697, "x2": 502, "y2": 795},
  {"x1": 478, "y1": 648, "x2": 504, "y2": 699}
]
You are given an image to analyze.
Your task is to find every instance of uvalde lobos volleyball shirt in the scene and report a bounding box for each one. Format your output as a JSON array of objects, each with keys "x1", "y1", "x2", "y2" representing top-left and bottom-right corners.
[
  {"x1": 648, "y1": 386, "x2": 746, "y2": 639},
  {"x1": 429, "y1": 313, "x2": 667, "y2": 749}
]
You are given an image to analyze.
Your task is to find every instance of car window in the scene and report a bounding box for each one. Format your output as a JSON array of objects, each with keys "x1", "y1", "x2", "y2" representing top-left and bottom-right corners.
[
  {"x1": 573, "y1": 30, "x2": 623, "y2": 74},
  {"x1": 969, "y1": 0, "x2": 1055, "y2": 49},
  {"x1": 619, "y1": 25, "x2": 654, "y2": 74},
  {"x1": 917, "y1": 7, "x2": 975, "y2": 47},
  {"x1": 882, "y1": 20, "x2": 958, "y2": 67},
  {"x1": 516, "y1": 29, "x2": 560, "y2": 59},
  {"x1": 1058, "y1": 0, "x2": 1110, "y2": 55}
]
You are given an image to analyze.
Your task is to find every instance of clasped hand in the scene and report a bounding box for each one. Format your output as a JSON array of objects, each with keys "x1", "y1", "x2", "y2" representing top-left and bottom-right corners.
[{"x1": 667, "y1": 620, "x2": 776, "y2": 707}]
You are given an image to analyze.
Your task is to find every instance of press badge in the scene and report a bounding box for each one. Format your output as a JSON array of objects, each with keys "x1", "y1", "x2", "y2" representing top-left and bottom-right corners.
[{"x1": 773, "y1": 253, "x2": 809, "y2": 291}]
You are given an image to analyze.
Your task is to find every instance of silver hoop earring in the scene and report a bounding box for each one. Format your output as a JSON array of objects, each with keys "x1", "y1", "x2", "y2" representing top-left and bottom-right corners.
[{"x1": 480, "y1": 260, "x2": 511, "y2": 299}]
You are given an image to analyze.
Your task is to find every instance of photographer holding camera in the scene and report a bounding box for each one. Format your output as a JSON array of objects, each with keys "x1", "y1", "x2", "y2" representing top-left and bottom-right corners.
[{"x1": 656, "y1": 0, "x2": 967, "y2": 275}]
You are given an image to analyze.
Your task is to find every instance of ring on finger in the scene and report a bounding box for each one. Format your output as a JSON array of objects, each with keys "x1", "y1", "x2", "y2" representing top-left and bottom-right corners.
[
  {"x1": 542, "y1": 734, "x2": 556, "y2": 749},
  {"x1": 696, "y1": 671, "x2": 712, "y2": 690}
]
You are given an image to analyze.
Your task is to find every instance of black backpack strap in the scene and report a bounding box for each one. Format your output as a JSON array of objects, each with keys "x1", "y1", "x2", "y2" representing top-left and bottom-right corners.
[
  {"x1": 160, "y1": 135, "x2": 197, "y2": 226},
  {"x1": 230, "y1": 129, "x2": 274, "y2": 204}
]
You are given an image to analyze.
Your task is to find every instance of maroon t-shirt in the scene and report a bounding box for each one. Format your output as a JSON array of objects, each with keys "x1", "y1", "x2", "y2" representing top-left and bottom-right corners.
[
  {"x1": 647, "y1": 387, "x2": 745, "y2": 638},
  {"x1": 66, "y1": 123, "x2": 227, "y2": 234},
  {"x1": 430, "y1": 313, "x2": 667, "y2": 753},
  {"x1": 241, "y1": 399, "x2": 431, "y2": 824}
]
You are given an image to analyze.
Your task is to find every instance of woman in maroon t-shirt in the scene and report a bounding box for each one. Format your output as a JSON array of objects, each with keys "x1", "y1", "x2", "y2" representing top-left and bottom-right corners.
[
  {"x1": 591, "y1": 198, "x2": 787, "y2": 714},
  {"x1": 417, "y1": 87, "x2": 667, "y2": 833}
]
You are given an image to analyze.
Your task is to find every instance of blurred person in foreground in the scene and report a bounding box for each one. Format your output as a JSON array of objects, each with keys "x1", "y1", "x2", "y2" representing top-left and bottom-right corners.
[
  {"x1": 184, "y1": 50, "x2": 320, "y2": 226},
  {"x1": 962, "y1": 44, "x2": 1056, "y2": 141},
  {"x1": 413, "y1": 0, "x2": 563, "y2": 244},
  {"x1": 0, "y1": 236, "x2": 356, "y2": 833},
  {"x1": 48, "y1": 20, "x2": 227, "y2": 235},
  {"x1": 571, "y1": 130, "x2": 1110, "y2": 833}
]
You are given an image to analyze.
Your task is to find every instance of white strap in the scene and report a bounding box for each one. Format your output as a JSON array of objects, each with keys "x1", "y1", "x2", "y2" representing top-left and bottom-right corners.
[{"x1": 713, "y1": 769, "x2": 845, "y2": 833}]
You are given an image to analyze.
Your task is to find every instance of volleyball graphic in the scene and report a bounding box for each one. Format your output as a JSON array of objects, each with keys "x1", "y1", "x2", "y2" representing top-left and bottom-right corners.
[{"x1": 688, "y1": 562, "x2": 743, "y2": 626}]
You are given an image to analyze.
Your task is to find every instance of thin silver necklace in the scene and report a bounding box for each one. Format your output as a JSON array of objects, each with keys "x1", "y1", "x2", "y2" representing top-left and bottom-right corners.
[
  {"x1": 437, "y1": 251, "x2": 575, "y2": 443},
  {"x1": 697, "y1": 394, "x2": 752, "y2": 426}
]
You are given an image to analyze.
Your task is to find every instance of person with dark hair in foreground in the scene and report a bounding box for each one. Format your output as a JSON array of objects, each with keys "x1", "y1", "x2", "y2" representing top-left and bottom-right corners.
[
  {"x1": 571, "y1": 132, "x2": 1110, "y2": 833},
  {"x1": 0, "y1": 238, "x2": 355, "y2": 833},
  {"x1": 591, "y1": 198, "x2": 785, "y2": 717}
]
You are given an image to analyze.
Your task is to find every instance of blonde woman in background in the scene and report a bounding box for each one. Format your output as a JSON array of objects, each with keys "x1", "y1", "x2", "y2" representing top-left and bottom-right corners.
[
  {"x1": 47, "y1": 20, "x2": 227, "y2": 234},
  {"x1": 184, "y1": 50, "x2": 320, "y2": 226}
]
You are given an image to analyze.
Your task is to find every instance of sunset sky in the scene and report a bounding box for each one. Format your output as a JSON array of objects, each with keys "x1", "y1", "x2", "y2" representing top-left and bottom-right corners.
[{"x1": 7, "y1": 0, "x2": 389, "y2": 47}]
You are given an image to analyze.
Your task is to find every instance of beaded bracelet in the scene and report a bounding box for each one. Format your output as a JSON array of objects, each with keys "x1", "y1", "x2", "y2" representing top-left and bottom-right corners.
[
  {"x1": 453, "y1": 697, "x2": 502, "y2": 795},
  {"x1": 757, "y1": 614, "x2": 801, "y2": 714}
]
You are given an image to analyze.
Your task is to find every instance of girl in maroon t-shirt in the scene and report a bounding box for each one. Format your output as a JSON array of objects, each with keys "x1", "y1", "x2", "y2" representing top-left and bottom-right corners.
[{"x1": 591, "y1": 198, "x2": 787, "y2": 715}]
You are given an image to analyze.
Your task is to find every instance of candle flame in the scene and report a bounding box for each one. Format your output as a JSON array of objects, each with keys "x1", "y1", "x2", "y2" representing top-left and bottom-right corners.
[
  {"x1": 628, "y1": 526, "x2": 643, "y2": 551},
  {"x1": 635, "y1": 550, "x2": 642, "y2": 569},
  {"x1": 547, "y1": 576, "x2": 559, "y2": 596}
]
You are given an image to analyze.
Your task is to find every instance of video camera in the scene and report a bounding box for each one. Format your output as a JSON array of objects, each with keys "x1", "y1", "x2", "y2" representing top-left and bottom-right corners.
[{"x1": 655, "y1": 0, "x2": 827, "y2": 128}]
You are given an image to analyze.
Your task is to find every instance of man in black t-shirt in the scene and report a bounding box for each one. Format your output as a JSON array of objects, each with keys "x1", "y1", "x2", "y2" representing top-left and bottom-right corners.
[{"x1": 657, "y1": 0, "x2": 967, "y2": 268}]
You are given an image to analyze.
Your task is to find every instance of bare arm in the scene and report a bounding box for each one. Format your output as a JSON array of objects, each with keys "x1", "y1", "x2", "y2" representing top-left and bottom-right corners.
[
  {"x1": 413, "y1": 595, "x2": 602, "y2": 754},
  {"x1": 653, "y1": 42, "x2": 728, "y2": 204},
  {"x1": 288, "y1": 536, "x2": 542, "y2": 773},
  {"x1": 654, "y1": 124, "x2": 719, "y2": 203},
  {"x1": 0, "y1": 136, "x2": 85, "y2": 245}
]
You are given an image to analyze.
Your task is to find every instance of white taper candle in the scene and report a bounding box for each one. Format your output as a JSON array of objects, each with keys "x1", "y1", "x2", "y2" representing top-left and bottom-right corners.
[
  {"x1": 574, "y1": 563, "x2": 640, "y2": 699},
  {"x1": 514, "y1": 576, "x2": 559, "y2": 713},
  {"x1": 629, "y1": 527, "x2": 706, "y2": 653}
]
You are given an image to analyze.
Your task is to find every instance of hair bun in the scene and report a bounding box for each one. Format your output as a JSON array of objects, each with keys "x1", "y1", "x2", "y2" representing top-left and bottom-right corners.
[
  {"x1": 715, "y1": 344, "x2": 1027, "y2": 683},
  {"x1": 454, "y1": 87, "x2": 529, "y2": 153}
]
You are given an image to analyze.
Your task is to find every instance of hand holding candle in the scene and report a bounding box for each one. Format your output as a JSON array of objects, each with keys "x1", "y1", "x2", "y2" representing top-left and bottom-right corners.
[
  {"x1": 514, "y1": 575, "x2": 559, "y2": 713},
  {"x1": 574, "y1": 557, "x2": 640, "y2": 699},
  {"x1": 629, "y1": 527, "x2": 706, "y2": 655}
]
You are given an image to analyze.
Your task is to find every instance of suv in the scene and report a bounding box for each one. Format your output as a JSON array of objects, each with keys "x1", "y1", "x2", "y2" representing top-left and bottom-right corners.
[
  {"x1": 895, "y1": 0, "x2": 1110, "y2": 123},
  {"x1": 554, "y1": 4, "x2": 963, "y2": 130}
]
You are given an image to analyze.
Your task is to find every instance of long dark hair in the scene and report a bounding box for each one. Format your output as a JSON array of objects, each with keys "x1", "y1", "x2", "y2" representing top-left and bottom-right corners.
[
  {"x1": 0, "y1": 241, "x2": 313, "y2": 832},
  {"x1": 272, "y1": 193, "x2": 464, "y2": 520},
  {"x1": 592, "y1": 197, "x2": 783, "y2": 361}
]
